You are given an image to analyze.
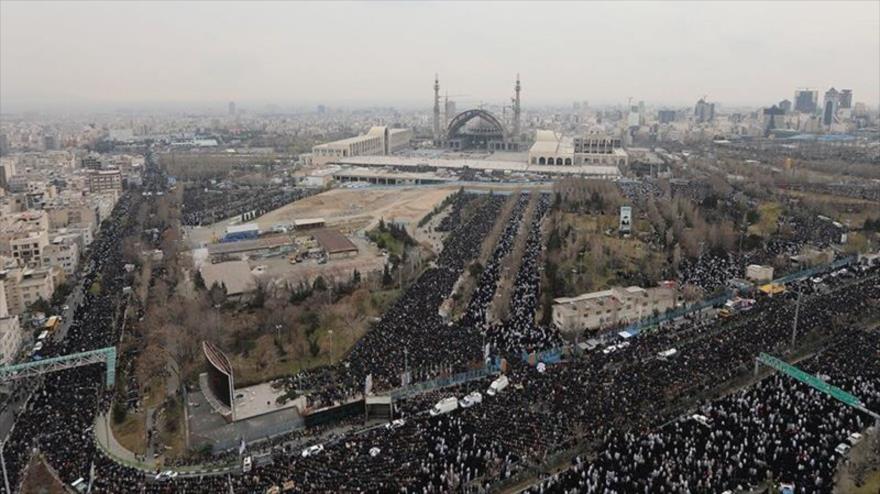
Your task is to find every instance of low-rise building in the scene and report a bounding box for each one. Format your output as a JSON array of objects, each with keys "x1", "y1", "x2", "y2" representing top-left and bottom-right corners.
[
  {"x1": 0, "y1": 266, "x2": 55, "y2": 316},
  {"x1": 87, "y1": 169, "x2": 122, "y2": 193},
  {"x1": 8, "y1": 230, "x2": 49, "y2": 268},
  {"x1": 0, "y1": 316, "x2": 22, "y2": 365},
  {"x1": 311, "y1": 126, "x2": 412, "y2": 166},
  {"x1": 552, "y1": 285, "x2": 676, "y2": 333},
  {"x1": 200, "y1": 260, "x2": 256, "y2": 299},
  {"x1": 528, "y1": 130, "x2": 628, "y2": 167},
  {"x1": 745, "y1": 264, "x2": 774, "y2": 283},
  {"x1": 312, "y1": 229, "x2": 359, "y2": 260},
  {"x1": 43, "y1": 236, "x2": 80, "y2": 276}
]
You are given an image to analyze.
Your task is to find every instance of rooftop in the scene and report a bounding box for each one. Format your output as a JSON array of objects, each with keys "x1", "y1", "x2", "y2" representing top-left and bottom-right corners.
[
  {"x1": 312, "y1": 229, "x2": 358, "y2": 254},
  {"x1": 334, "y1": 155, "x2": 620, "y2": 177},
  {"x1": 200, "y1": 260, "x2": 257, "y2": 296}
]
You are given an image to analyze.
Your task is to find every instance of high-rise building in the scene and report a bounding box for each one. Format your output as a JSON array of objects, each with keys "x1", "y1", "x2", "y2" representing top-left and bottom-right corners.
[
  {"x1": 658, "y1": 110, "x2": 676, "y2": 124},
  {"x1": 694, "y1": 98, "x2": 715, "y2": 123},
  {"x1": 762, "y1": 105, "x2": 786, "y2": 134},
  {"x1": 628, "y1": 105, "x2": 640, "y2": 127},
  {"x1": 794, "y1": 89, "x2": 818, "y2": 113},
  {"x1": 638, "y1": 101, "x2": 646, "y2": 126},
  {"x1": 778, "y1": 99, "x2": 792, "y2": 113},
  {"x1": 81, "y1": 156, "x2": 102, "y2": 170},
  {"x1": 317, "y1": 104, "x2": 326, "y2": 114},
  {"x1": 839, "y1": 89, "x2": 852, "y2": 109},
  {"x1": 0, "y1": 134, "x2": 8, "y2": 156},
  {"x1": 43, "y1": 134, "x2": 58, "y2": 151},
  {"x1": 823, "y1": 87, "x2": 840, "y2": 126},
  {"x1": 228, "y1": 101, "x2": 236, "y2": 116}
]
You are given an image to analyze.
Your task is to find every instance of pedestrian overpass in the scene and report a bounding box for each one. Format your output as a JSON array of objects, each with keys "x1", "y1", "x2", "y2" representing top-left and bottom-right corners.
[
  {"x1": 0, "y1": 347, "x2": 117, "y2": 388},
  {"x1": 756, "y1": 352, "x2": 879, "y2": 421}
]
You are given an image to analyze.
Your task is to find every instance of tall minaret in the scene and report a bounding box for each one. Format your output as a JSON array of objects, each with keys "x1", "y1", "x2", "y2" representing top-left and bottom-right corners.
[
  {"x1": 433, "y1": 74, "x2": 441, "y2": 144},
  {"x1": 512, "y1": 74, "x2": 521, "y2": 141}
]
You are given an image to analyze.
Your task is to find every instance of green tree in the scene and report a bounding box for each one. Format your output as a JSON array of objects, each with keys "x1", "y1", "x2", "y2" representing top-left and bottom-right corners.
[
  {"x1": 112, "y1": 400, "x2": 127, "y2": 424},
  {"x1": 193, "y1": 270, "x2": 206, "y2": 290},
  {"x1": 28, "y1": 297, "x2": 51, "y2": 316},
  {"x1": 208, "y1": 281, "x2": 227, "y2": 306},
  {"x1": 382, "y1": 265, "x2": 393, "y2": 287},
  {"x1": 312, "y1": 276, "x2": 328, "y2": 292}
]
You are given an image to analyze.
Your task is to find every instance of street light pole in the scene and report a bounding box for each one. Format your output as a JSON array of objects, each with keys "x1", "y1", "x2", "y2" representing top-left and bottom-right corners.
[
  {"x1": 1, "y1": 440, "x2": 10, "y2": 494},
  {"x1": 791, "y1": 290, "x2": 802, "y2": 347}
]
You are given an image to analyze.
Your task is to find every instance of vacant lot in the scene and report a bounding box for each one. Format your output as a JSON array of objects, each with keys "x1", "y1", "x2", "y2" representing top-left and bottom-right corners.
[
  {"x1": 258, "y1": 186, "x2": 456, "y2": 233},
  {"x1": 19, "y1": 455, "x2": 67, "y2": 494}
]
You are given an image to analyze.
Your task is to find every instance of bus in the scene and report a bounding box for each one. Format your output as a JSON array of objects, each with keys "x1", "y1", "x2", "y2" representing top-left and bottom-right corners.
[{"x1": 44, "y1": 316, "x2": 61, "y2": 332}]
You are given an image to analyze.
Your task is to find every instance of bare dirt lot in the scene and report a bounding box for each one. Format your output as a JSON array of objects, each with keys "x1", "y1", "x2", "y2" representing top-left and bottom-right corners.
[
  {"x1": 19, "y1": 454, "x2": 67, "y2": 494},
  {"x1": 184, "y1": 186, "x2": 456, "y2": 248},
  {"x1": 258, "y1": 186, "x2": 457, "y2": 233}
]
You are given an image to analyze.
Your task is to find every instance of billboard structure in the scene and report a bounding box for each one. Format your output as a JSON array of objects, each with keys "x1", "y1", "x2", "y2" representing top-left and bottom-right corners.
[
  {"x1": 203, "y1": 341, "x2": 236, "y2": 421},
  {"x1": 619, "y1": 206, "x2": 632, "y2": 234}
]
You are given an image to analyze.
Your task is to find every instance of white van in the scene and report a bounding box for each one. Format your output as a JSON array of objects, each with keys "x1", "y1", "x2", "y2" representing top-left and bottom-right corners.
[
  {"x1": 429, "y1": 397, "x2": 459, "y2": 416},
  {"x1": 486, "y1": 375, "x2": 509, "y2": 397},
  {"x1": 71, "y1": 478, "x2": 87, "y2": 493},
  {"x1": 37, "y1": 330, "x2": 49, "y2": 341},
  {"x1": 691, "y1": 414, "x2": 713, "y2": 428}
]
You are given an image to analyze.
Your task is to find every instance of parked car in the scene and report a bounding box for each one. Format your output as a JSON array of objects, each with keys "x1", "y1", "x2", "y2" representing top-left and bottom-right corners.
[
  {"x1": 301, "y1": 444, "x2": 324, "y2": 458},
  {"x1": 459, "y1": 391, "x2": 483, "y2": 408},
  {"x1": 486, "y1": 375, "x2": 509, "y2": 397},
  {"x1": 847, "y1": 432, "x2": 863, "y2": 445},
  {"x1": 154, "y1": 470, "x2": 178, "y2": 481},
  {"x1": 429, "y1": 397, "x2": 459, "y2": 416},
  {"x1": 691, "y1": 414, "x2": 714, "y2": 428},
  {"x1": 385, "y1": 418, "x2": 406, "y2": 430}
]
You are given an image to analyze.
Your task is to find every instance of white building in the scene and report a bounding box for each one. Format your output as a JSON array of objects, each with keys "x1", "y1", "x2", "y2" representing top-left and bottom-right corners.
[
  {"x1": 0, "y1": 266, "x2": 55, "y2": 316},
  {"x1": 528, "y1": 130, "x2": 628, "y2": 167},
  {"x1": 745, "y1": 264, "x2": 774, "y2": 282},
  {"x1": 552, "y1": 285, "x2": 676, "y2": 333},
  {"x1": 43, "y1": 236, "x2": 80, "y2": 277},
  {"x1": 311, "y1": 126, "x2": 413, "y2": 166},
  {"x1": 0, "y1": 315, "x2": 22, "y2": 365}
]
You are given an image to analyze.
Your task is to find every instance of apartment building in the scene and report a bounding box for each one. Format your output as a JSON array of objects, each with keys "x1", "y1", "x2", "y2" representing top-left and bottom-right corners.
[
  {"x1": 552, "y1": 285, "x2": 676, "y2": 333},
  {"x1": 0, "y1": 315, "x2": 22, "y2": 365},
  {"x1": 43, "y1": 237, "x2": 79, "y2": 277},
  {"x1": 0, "y1": 280, "x2": 22, "y2": 364},
  {"x1": 0, "y1": 266, "x2": 55, "y2": 316},
  {"x1": 87, "y1": 169, "x2": 122, "y2": 193}
]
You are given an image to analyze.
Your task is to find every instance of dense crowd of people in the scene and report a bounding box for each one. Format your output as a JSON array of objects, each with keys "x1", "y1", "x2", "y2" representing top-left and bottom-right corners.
[
  {"x1": 181, "y1": 184, "x2": 313, "y2": 226},
  {"x1": 462, "y1": 194, "x2": 529, "y2": 328},
  {"x1": 527, "y1": 330, "x2": 880, "y2": 494},
  {"x1": 1, "y1": 166, "x2": 878, "y2": 494},
  {"x1": 484, "y1": 195, "x2": 561, "y2": 353},
  {"x1": 278, "y1": 193, "x2": 509, "y2": 409}
]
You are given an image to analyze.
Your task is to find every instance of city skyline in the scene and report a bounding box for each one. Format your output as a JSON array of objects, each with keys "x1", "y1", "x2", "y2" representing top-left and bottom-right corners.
[{"x1": 1, "y1": 1, "x2": 879, "y2": 113}]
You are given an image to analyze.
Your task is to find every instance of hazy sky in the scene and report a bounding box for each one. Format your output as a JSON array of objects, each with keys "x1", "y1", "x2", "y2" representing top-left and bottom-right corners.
[{"x1": 1, "y1": 1, "x2": 878, "y2": 112}]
